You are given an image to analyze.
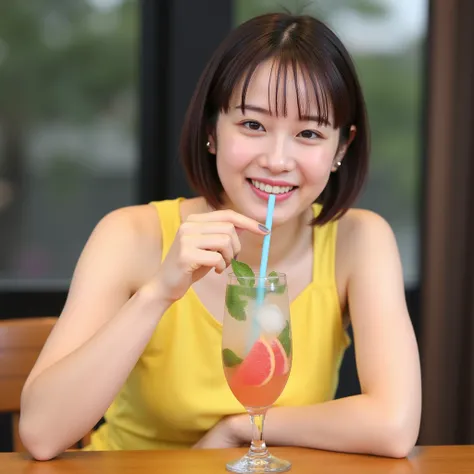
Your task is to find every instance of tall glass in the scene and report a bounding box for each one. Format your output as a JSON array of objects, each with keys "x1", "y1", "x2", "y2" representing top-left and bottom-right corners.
[{"x1": 222, "y1": 272, "x2": 292, "y2": 473}]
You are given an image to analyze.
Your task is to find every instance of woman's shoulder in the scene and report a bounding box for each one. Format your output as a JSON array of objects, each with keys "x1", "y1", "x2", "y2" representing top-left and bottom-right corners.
[
  {"x1": 95, "y1": 197, "x2": 205, "y2": 255},
  {"x1": 337, "y1": 207, "x2": 400, "y2": 271},
  {"x1": 81, "y1": 204, "x2": 167, "y2": 286},
  {"x1": 99, "y1": 196, "x2": 199, "y2": 236},
  {"x1": 97, "y1": 203, "x2": 162, "y2": 244},
  {"x1": 338, "y1": 208, "x2": 395, "y2": 243}
]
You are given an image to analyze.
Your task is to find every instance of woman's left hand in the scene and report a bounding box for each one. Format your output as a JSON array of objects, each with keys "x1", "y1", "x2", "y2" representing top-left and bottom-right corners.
[{"x1": 192, "y1": 416, "x2": 248, "y2": 449}]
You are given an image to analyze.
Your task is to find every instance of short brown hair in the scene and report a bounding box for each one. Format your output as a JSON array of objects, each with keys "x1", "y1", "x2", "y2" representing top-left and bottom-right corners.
[{"x1": 180, "y1": 13, "x2": 370, "y2": 225}]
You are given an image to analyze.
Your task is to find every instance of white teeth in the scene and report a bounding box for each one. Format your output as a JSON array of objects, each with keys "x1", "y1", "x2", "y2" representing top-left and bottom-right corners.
[{"x1": 251, "y1": 180, "x2": 295, "y2": 195}]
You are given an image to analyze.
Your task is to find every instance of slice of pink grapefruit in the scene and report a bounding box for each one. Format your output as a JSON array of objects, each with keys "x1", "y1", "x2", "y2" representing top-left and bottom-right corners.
[
  {"x1": 232, "y1": 338, "x2": 275, "y2": 387},
  {"x1": 271, "y1": 339, "x2": 290, "y2": 375}
]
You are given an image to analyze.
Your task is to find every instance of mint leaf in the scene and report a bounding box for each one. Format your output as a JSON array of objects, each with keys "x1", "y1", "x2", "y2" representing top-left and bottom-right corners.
[
  {"x1": 268, "y1": 270, "x2": 279, "y2": 281},
  {"x1": 222, "y1": 348, "x2": 243, "y2": 367},
  {"x1": 225, "y1": 284, "x2": 247, "y2": 321},
  {"x1": 231, "y1": 259, "x2": 255, "y2": 287},
  {"x1": 268, "y1": 270, "x2": 286, "y2": 294},
  {"x1": 240, "y1": 286, "x2": 257, "y2": 298},
  {"x1": 278, "y1": 321, "x2": 291, "y2": 357}
]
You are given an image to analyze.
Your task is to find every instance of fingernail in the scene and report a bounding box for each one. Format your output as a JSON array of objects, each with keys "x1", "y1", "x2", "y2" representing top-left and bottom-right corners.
[{"x1": 258, "y1": 224, "x2": 270, "y2": 234}]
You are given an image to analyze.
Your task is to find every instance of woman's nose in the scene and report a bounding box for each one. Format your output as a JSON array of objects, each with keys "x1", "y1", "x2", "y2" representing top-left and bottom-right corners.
[{"x1": 258, "y1": 138, "x2": 296, "y2": 173}]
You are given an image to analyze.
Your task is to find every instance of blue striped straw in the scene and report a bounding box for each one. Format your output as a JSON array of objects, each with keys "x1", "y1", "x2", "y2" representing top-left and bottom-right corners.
[{"x1": 248, "y1": 194, "x2": 276, "y2": 349}]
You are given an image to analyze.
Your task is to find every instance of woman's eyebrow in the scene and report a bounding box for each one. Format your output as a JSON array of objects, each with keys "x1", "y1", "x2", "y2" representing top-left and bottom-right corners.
[{"x1": 235, "y1": 104, "x2": 331, "y2": 125}]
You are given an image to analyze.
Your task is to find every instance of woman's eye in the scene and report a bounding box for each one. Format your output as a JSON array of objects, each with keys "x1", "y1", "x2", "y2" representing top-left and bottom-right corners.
[
  {"x1": 243, "y1": 121, "x2": 265, "y2": 131},
  {"x1": 298, "y1": 130, "x2": 320, "y2": 139}
]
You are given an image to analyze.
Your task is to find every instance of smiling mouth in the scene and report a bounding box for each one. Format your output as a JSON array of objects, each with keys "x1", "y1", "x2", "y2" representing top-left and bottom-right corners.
[{"x1": 248, "y1": 179, "x2": 297, "y2": 195}]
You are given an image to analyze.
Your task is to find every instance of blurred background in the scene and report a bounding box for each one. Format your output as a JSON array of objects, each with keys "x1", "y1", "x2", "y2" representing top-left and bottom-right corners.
[
  {"x1": 1, "y1": 0, "x2": 473, "y2": 452},
  {"x1": 0, "y1": 0, "x2": 424, "y2": 288}
]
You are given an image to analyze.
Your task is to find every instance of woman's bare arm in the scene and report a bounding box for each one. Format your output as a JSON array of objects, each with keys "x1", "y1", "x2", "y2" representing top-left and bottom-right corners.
[{"x1": 19, "y1": 206, "x2": 169, "y2": 460}]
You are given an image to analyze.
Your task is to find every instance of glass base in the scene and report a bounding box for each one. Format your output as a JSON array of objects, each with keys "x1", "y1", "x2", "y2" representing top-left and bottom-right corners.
[{"x1": 226, "y1": 452, "x2": 291, "y2": 473}]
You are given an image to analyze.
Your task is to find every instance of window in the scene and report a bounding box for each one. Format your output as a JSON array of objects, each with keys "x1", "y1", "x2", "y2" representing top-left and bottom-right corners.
[{"x1": 0, "y1": 0, "x2": 139, "y2": 288}]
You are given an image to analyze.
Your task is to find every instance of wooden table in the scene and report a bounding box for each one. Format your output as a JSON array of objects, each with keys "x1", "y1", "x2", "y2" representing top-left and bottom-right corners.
[{"x1": 1, "y1": 446, "x2": 474, "y2": 473}]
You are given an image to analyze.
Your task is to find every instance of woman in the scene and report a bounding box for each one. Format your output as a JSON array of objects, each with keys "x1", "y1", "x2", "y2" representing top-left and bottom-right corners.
[{"x1": 19, "y1": 12, "x2": 421, "y2": 460}]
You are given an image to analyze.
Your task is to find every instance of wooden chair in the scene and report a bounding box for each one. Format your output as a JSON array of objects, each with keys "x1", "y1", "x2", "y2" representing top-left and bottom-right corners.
[{"x1": 0, "y1": 317, "x2": 91, "y2": 451}]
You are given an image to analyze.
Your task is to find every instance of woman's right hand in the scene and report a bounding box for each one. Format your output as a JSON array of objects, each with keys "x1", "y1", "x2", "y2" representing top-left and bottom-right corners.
[{"x1": 152, "y1": 209, "x2": 269, "y2": 303}]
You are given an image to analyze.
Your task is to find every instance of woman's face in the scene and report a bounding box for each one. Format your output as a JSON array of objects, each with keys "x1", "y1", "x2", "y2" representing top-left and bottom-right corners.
[{"x1": 209, "y1": 59, "x2": 347, "y2": 226}]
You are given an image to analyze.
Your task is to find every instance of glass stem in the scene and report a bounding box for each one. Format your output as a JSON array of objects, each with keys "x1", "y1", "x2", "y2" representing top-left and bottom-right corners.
[{"x1": 249, "y1": 413, "x2": 268, "y2": 457}]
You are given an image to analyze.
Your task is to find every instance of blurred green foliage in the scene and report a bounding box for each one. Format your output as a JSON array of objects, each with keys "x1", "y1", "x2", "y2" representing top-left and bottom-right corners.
[{"x1": 0, "y1": 0, "x2": 137, "y2": 124}]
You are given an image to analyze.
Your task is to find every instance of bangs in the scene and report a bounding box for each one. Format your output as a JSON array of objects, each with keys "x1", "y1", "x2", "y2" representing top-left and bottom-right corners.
[{"x1": 209, "y1": 39, "x2": 355, "y2": 130}]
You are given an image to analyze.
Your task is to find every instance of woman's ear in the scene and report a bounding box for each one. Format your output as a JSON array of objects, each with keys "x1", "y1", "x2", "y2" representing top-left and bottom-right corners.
[
  {"x1": 332, "y1": 125, "x2": 357, "y2": 172},
  {"x1": 207, "y1": 134, "x2": 217, "y2": 154},
  {"x1": 346, "y1": 125, "x2": 357, "y2": 148},
  {"x1": 331, "y1": 159, "x2": 342, "y2": 173}
]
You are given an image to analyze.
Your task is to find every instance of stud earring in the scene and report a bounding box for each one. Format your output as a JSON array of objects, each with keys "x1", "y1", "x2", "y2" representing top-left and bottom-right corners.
[
  {"x1": 335, "y1": 161, "x2": 341, "y2": 168},
  {"x1": 206, "y1": 141, "x2": 210, "y2": 148}
]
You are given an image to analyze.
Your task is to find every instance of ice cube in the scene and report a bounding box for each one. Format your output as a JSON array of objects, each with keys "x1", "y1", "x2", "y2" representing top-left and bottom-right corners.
[{"x1": 256, "y1": 303, "x2": 286, "y2": 335}]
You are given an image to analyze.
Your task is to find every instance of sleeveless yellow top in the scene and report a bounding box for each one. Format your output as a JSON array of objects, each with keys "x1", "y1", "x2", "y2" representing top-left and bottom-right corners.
[{"x1": 86, "y1": 198, "x2": 350, "y2": 451}]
